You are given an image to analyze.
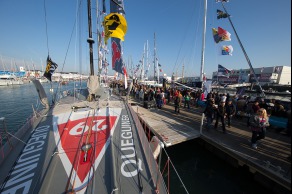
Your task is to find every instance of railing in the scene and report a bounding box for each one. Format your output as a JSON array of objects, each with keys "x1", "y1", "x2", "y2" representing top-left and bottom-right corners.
[
  {"x1": 128, "y1": 101, "x2": 190, "y2": 194},
  {"x1": 0, "y1": 110, "x2": 41, "y2": 166}
]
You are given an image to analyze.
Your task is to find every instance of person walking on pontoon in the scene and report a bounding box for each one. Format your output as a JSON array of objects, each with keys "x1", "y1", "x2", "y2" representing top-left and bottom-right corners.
[
  {"x1": 249, "y1": 108, "x2": 270, "y2": 149},
  {"x1": 214, "y1": 100, "x2": 227, "y2": 134}
]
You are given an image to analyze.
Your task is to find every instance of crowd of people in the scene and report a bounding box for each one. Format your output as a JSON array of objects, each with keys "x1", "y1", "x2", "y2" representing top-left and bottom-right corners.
[
  {"x1": 113, "y1": 82, "x2": 290, "y2": 149},
  {"x1": 203, "y1": 91, "x2": 290, "y2": 149}
]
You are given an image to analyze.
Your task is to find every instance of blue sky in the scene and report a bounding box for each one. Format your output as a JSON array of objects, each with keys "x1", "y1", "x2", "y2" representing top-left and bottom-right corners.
[{"x1": 0, "y1": 0, "x2": 291, "y2": 78}]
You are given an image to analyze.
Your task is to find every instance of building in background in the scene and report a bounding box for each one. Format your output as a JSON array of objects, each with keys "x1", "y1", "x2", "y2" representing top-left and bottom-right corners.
[{"x1": 212, "y1": 66, "x2": 291, "y2": 86}]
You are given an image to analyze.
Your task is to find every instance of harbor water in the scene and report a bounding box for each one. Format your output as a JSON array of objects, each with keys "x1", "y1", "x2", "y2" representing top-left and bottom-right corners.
[
  {"x1": 162, "y1": 139, "x2": 274, "y2": 194},
  {"x1": 0, "y1": 83, "x2": 274, "y2": 194},
  {"x1": 0, "y1": 81, "x2": 86, "y2": 134}
]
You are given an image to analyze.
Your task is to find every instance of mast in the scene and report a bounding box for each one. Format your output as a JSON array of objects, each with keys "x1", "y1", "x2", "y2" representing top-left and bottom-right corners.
[
  {"x1": 1, "y1": 55, "x2": 6, "y2": 71},
  {"x1": 141, "y1": 43, "x2": 145, "y2": 81},
  {"x1": 220, "y1": 2, "x2": 265, "y2": 97},
  {"x1": 153, "y1": 32, "x2": 158, "y2": 83},
  {"x1": 87, "y1": 0, "x2": 94, "y2": 76},
  {"x1": 96, "y1": 0, "x2": 102, "y2": 76},
  {"x1": 182, "y1": 62, "x2": 184, "y2": 83},
  {"x1": 146, "y1": 40, "x2": 149, "y2": 80},
  {"x1": 131, "y1": 56, "x2": 134, "y2": 79},
  {"x1": 200, "y1": 0, "x2": 207, "y2": 85}
]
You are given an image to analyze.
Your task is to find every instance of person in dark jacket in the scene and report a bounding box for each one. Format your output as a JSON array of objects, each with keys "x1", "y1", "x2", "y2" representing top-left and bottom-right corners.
[
  {"x1": 155, "y1": 90, "x2": 163, "y2": 109},
  {"x1": 246, "y1": 100, "x2": 260, "y2": 127},
  {"x1": 214, "y1": 100, "x2": 227, "y2": 133},
  {"x1": 203, "y1": 98, "x2": 217, "y2": 130},
  {"x1": 226, "y1": 100, "x2": 236, "y2": 128},
  {"x1": 174, "y1": 91, "x2": 181, "y2": 113}
]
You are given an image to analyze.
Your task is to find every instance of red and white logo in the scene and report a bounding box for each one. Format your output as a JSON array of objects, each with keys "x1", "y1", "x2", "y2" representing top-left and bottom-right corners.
[{"x1": 53, "y1": 108, "x2": 122, "y2": 192}]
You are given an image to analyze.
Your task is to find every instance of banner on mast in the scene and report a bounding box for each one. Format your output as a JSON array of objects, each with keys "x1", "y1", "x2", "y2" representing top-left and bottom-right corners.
[
  {"x1": 103, "y1": 13, "x2": 127, "y2": 44},
  {"x1": 44, "y1": 55, "x2": 58, "y2": 82},
  {"x1": 110, "y1": 0, "x2": 127, "y2": 80},
  {"x1": 217, "y1": 9, "x2": 230, "y2": 19},
  {"x1": 216, "y1": 0, "x2": 229, "y2": 2},
  {"x1": 212, "y1": 27, "x2": 231, "y2": 43},
  {"x1": 217, "y1": 64, "x2": 231, "y2": 77},
  {"x1": 221, "y1": 45, "x2": 233, "y2": 55}
]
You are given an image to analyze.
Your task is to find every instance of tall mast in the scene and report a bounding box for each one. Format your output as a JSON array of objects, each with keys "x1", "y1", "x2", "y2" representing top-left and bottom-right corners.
[
  {"x1": 182, "y1": 62, "x2": 184, "y2": 82},
  {"x1": 1, "y1": 55, "x2": 6, "y2": 71},
  {"x1": 131, "y1": 56, "x2": 134, "y2": 79},
  {"x1": 200, "y1": 0, "x2": 207, "y2": 84},
  {"x1": 96, "y1": 0, "x2": 102, "y2": 76},
  {"x1": 153, "y1": 32, "x2": 157, "y2": 82},
  {"x1": 220, "y1": 2, "x2": 265, "y2": 97},
  {"x1": 87, "y1": 0, "x2": 94, "y2": 76},
  {"x1": 146, "y1": 40, "x2": 149, "y2": 80},
  {"x1": 141, "y1": 43, "x2": 145, "y2": 81}
]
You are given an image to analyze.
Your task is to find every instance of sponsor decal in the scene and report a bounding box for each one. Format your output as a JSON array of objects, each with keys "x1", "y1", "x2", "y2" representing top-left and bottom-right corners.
[
  {"x1": 120, "y1": 115, "x2": 143, "y2": 178},
  {"x1": 0, "y1": 125, "x2": 50, "y2": 194},
  {"x1": 54, "y1": 108, "x2": 121, "y2": 190}
]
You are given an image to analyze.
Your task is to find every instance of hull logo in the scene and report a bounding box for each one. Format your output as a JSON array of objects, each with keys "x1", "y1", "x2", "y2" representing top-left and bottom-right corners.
[{"x1": 55, "y1": 114, "x2": 118, "y2": 186}]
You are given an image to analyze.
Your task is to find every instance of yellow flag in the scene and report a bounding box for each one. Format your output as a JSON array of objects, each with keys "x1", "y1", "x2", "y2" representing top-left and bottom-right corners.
[{"x1": 103, "y1": 13, "x2": 127, "y2": 44}]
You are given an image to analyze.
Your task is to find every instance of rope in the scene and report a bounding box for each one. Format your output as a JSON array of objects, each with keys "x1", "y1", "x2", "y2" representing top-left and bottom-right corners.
[
  {"x1": 183, "y1": 1, "x2": 203, "y2": 77},
  {"x1": 50, "y1": 0, "x2": 83, "y2": 105},
  {"x1": 171, "y1": 0, "x2": 202, "y2": 77},
  {"x1": 5, "y1": 132, "x2": 27, "y2": 145},
  {"x1": 161, "y1": 147, "x2": 190, "y2": 194},
  {"x1": 64, "y1": 110, "x2": 91, "y2": 192},
  {"x1": 220, "y1": 2, "x2": 265, "y2": 97},
  {"x1": 3, "y1": 103, "x2": 35, "y2": 117},
  {"x1": 156, "y1": 157, "x2": 169, "y2": 193},
  {"x1": 43, "y1": 0, "x2": 50, "y2": 56}
]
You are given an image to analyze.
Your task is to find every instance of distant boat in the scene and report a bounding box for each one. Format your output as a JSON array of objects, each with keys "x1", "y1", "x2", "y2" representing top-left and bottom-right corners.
[{"x1": 0, "y1": 74, "x2": 24, "y2": 86}]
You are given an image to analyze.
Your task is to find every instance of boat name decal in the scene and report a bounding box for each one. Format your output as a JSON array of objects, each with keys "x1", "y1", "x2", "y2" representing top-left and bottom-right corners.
[
  {"x1": 56, "y1": 115, "x2": 118, "y2": 184},
  {"x1": 120, "y1": 115, "x2": 143, "y2": 178},
  {"x1": 1, "y1": 125, "x2": 50, "y2": 194}
]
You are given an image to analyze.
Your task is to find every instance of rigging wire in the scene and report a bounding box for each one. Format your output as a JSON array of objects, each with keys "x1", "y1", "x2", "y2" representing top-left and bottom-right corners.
[
  {"x1": 207, "y1": 0, "x2": 292, "y2": 173},
  {"x1": 220, "y1": 2, "x2": 265, "y2": 97},
  {"x1": 60, "y1": 0, "x2": 83, "y2": 73},
  {"x1": 43, "y1": 0, "x2": 50, "y2": 56},
  {"x1": 161, "y1": 146, "x2": 190, "y2": 194},
  {"x1": 171, "y1": 0, "x2": 201, "y2": 77},
  {"x1": 51, "y1": 0, "x2": 84, "y2": 105},
  {"x1": 183, "y1": 0, "x2": 203, "y2": 78}
]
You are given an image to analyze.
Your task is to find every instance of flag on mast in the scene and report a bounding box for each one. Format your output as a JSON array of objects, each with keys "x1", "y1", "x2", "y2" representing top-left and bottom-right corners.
[
  {"x1": 216, "y1": 0, "x2": 229, "y2": 3},
  {"x1": 44, "y1": 55, "x2": 58, "y2": 82},
  {"x1": 217, "y1": 64, "x2": 231, "y2": 77},
  {"x1": 103, "y1": 13, "x2": 127, "y2": 45},
  {"x1": 217, "y1": 9, "x2": 230, "y2": 19},
  {"x1": 110, "y1": 0, "x2": 128, "y2": 88},
  {"x1": 212, "y1": 27, "x2": 231, "y2": 43},
  {"x1": 221, "y1": 45, "x2": 233, "y2": 55}
]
